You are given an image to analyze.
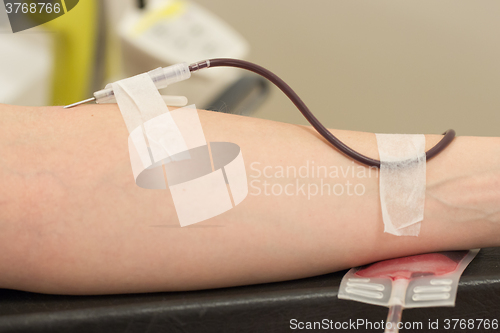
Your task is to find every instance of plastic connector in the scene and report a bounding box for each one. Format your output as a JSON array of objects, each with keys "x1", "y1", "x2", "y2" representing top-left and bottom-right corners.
[
  {"x1": 149, "y1": 63, "x2": 191, "y2": 90},
  {"x1": 188, "y1": 59, "x2": 211, "y2": 72}
]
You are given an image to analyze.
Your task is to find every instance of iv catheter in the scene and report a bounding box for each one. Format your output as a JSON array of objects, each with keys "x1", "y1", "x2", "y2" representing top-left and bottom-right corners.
[{"x1": 64, "y1": 58, "x2": 455, "y2": 168}]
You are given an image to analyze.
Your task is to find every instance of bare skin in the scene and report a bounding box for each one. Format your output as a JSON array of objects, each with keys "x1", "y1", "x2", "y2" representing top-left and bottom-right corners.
[{"x1": 0, "y1": 103, "x2": 499, "y2": 295}]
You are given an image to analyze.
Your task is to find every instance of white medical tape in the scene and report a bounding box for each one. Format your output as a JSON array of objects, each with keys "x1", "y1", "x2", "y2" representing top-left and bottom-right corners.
[
  {"x1": 111, "y1": 73, "x2": 249, "y2": 227},
  {"x1": 376, "y1": 134, "x2": 426, "y2": 236},
  {"x1": 128, "y1": 110, "x2": 249, "y2": 227},
  {"x1": 112, "y1": 73, "x2": 188, "y2": 164}
]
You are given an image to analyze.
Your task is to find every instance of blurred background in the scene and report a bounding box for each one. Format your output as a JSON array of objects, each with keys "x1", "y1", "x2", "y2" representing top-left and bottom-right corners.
[{"x1": 0, "y1": 0, "x2": 499, "y2": 136}]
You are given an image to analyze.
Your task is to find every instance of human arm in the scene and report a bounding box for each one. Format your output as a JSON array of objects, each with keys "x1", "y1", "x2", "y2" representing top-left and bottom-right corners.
[{"x1": 0, "y1": 103, "x2": 499, "y2": 294}]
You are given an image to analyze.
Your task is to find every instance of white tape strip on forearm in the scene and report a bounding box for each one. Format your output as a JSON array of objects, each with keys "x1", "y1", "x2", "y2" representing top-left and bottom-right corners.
[
  {"x1": 112, "y1": 74, "x2": 248, "y2": 227},
  {"x1": 376, "y1": 134, "x2": 426, "y2": 236},
  {"x1": 112, "y1": 73, "x2": 189, "y2": 163}
]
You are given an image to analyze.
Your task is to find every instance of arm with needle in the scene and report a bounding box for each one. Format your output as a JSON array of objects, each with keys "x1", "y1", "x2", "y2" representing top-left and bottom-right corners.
[{"x1": 0, "y1": 103, "x2": 499, "y2": 295}]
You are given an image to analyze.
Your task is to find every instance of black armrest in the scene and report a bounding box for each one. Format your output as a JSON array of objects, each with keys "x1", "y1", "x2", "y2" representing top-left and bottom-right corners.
[{"x1": 1, "y1": 247, "x2": 499, "y2": 333}]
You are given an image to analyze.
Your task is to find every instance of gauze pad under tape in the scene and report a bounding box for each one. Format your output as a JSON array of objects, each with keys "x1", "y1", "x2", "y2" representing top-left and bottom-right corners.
[{"x1": 376, "y1": 134, "x2": 426, "y2": 236}]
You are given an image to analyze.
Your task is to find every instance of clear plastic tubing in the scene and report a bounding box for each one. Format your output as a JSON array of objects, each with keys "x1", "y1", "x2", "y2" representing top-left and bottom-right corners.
[
  {"x1": 93, "y1": 63, "x2": 191, "y2": 104},
  {"x1": 384, "y1": 279, "x2": 408, "y2": 333},
  {"x1": 385, "y1": 304, "x2": 403, "y2": 333}
]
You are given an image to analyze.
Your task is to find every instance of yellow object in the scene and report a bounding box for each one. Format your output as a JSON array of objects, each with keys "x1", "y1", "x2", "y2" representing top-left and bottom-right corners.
[
  {"x1": 132, "y1": 0, "x2": 186, "y2": 36},
  {"x1": 60, "y1": 0, "x2": 68, "y2": 13},
  {"x1": 41, "y1": 0, "x2": 98, "y2": 106}
]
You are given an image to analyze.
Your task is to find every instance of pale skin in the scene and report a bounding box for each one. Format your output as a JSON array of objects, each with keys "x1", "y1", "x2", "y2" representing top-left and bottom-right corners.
[{"x1": 0, "y1": 103, "x2": 499, "y2": 295}]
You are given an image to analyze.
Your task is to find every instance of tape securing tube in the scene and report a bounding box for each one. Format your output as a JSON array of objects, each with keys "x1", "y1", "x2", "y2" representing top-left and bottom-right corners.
[
  {"x1": 376, "y1": 134, "x2": 426, "y2": 236},
  {"x1": 113, "y1": 74, "x2": 248, "y2": 227}
]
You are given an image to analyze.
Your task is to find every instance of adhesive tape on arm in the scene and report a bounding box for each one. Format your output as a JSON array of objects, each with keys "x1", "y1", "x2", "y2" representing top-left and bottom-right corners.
[
  {"x1": 113, "y1": 75, "x2": 248, "y2": 227},
  {"x1": 376, "y1": 134, "x2": 426, "y2": 236}
]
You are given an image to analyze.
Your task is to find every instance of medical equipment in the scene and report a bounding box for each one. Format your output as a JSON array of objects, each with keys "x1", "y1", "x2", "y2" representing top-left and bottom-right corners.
[
  {"x1": 338, "y1": 249, "x2": 479, "y2": 333},
  {"x1": 110, "y1": 69, "x2": 248, "y2": 226},
  {"x1": 64, "y1": 58, "x2": 456, "y2": 168}
]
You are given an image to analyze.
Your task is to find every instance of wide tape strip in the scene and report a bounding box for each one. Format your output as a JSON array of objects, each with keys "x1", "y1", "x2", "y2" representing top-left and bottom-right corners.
[
  {"x1": 113, "y1": 74, "x2": 248, "y2": 227},
  {"x1": 112, "y1": 73, "x2": 189, "y2": 164},
  {"x1": 376, "y1": 134, "x2": 426, "y2": 236}
]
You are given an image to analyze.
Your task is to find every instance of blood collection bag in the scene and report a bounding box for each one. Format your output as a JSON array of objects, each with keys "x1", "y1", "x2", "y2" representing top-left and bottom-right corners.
[{"x1": 338, "y1": 249, "x2": 479, "y2": 332}]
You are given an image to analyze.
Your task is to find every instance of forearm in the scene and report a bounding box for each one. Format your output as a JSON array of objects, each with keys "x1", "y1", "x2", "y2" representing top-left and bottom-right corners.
[{"x1": 0, "y1": 103, "x2": 499, "y2": 294}]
